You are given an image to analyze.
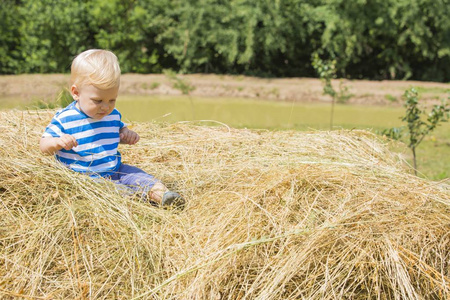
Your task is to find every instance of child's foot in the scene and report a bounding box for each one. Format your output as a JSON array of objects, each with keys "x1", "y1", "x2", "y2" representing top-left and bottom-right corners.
[{"x1": 162, "y1": 191, "x2": 185, "y2": 209}]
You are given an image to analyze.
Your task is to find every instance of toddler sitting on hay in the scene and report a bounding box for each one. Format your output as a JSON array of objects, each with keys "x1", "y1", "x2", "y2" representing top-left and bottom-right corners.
[{"x1": 40, "y1": 49, "x2": 184, "y2": 208}]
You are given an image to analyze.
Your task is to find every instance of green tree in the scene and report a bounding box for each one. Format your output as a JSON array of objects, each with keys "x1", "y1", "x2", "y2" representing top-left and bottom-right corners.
[
  {"x1": 383, "y1": 88, "x2": 450, "y2": 175},
  {"x1": 158, "y1": 0, "x2": 319, "y2": 76},
  {"x1": 312, "y1": 53, "x2": 352, "y2": 130},
  {"x1": 0, "y1": 0, "x2": 23, "y2": 74},
  {"x1": 17, "y1": 0, "x2": 95, "y2": 73},
  {"x1": 1, "y1": 0, "x2": 450, "y2": 80},
  {"x1": 157, "y1": 0, "x2": 249, "y2": 73},
  {"x1": 88, "y1": 0, "x2": 174, "y2": 73},
  {"x1": 315, "y1": 0, "x2": 450, "y2": 81}
]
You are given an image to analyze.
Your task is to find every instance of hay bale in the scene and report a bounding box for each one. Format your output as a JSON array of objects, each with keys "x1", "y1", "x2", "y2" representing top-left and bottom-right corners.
[{"x1": 0, "y1": 110, "x2": 449, "y2": 299}]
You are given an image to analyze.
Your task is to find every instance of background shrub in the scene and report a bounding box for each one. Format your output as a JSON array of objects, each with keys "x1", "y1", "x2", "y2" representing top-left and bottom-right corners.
[{"x1": 1, "y1": 0, "x2": 449, "y2": 81}]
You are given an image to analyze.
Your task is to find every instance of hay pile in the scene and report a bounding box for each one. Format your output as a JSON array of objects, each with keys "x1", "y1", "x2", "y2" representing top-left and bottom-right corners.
[{"x1": 1, "y1": 110, "x2": 449, "y2": 299}]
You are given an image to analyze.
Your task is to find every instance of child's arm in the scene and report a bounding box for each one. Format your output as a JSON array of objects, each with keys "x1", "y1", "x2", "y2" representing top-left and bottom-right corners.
[
  {"x1": 39, "y1": 134, "x2": 78, "y2": 155},
  {"x1": 119, "y1": 127, "x2": 140, "y2": 145}
]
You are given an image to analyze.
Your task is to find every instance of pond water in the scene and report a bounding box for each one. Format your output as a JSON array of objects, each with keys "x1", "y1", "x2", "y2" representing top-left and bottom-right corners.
[
  {"x1": 116, "y1": 95, "x2": 404, "y2": 131},
  {"x1": 0, "y1": 95, "x2": 404, "y2": 131}
]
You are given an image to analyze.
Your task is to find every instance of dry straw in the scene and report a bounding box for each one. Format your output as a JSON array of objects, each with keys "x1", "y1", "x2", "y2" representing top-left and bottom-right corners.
[{"x1": 0, "y1": 110, "x2": 449, "y2": 299}]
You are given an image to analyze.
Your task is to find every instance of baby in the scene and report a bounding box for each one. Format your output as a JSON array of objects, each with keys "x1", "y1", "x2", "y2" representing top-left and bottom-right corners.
[{"x1": 40, "y1": 49, "x2": 184, "y2": 208}]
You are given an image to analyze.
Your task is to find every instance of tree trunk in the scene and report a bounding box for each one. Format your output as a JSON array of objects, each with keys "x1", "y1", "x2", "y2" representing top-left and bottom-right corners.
[
  {"x1": 412, "y1": 147, "x2": 417, "y2": 175},
  {"x1": 330, "y1": 98, "x2": 335, "y2": 130}
]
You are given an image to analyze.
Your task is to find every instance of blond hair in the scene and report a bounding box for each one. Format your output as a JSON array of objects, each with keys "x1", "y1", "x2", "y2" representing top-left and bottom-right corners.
[{"x1": 71, "y1": 49, "x2": 121, "y2": 89}]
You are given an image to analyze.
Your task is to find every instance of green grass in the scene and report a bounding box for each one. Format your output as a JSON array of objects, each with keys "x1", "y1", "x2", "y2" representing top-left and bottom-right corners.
[
  {"x1": 415, "y1": 86, "x2": 450, "y2": 94},
  {"x1": 408, "y1": 134, "x2": 450, "y2": 180},
  {"x1": 141, "y1": 82, "x2": 160, "y2": 90},
  {"x1": 0, "y1": 96, "x2": 36, "y2": 109},
  {"x1": 384, "y1": 94, "x2": 397, "y2": 103}
]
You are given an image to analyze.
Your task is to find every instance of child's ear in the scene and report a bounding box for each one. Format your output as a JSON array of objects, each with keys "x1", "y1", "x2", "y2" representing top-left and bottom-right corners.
[{"x1": 70, "y1": 85, "x2": 80, "y2": 101}]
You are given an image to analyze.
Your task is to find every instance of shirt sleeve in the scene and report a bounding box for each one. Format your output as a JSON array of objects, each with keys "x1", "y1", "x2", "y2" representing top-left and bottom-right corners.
[
  {"x1": 42, "y1": 117, "x2": 65, "y2": 138},
  {"x1": 118, "y1": 110, "x2": 127, "y2": 129}
]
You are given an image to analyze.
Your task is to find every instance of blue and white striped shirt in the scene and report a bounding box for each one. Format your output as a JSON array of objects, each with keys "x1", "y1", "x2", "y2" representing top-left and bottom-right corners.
[{"x1": 43, "y1": 101, "x2": 126, "y2": 177}]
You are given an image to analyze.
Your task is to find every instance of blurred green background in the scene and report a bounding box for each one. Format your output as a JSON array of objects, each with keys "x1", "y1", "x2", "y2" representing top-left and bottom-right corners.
[{"x1": 1, "y1": 0, "x2": 450, "y2": 81}]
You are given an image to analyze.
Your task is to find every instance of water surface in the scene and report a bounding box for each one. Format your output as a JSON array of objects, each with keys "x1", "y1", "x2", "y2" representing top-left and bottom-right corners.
[{"x1": 116, "y1": 95, "x2": 404, "y2": 131}]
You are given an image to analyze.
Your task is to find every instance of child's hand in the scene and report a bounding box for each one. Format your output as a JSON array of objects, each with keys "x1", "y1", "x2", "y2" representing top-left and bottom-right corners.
[
  {"x1": 120, "y1": 127, "x2": 140, "y2": 145},
  {"x1": 56, "y1": 134, "x2": 78, "y2": 150}
]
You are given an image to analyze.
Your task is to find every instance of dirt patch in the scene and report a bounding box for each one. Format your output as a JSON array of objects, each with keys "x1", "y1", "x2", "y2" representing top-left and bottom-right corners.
[{"x1": 1, "y1": 73, "x2": 449, "y2": 107}]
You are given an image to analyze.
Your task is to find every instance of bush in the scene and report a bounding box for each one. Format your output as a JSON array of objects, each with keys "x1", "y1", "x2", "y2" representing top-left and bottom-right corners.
[
  {"x1": 1, "y1": 0, "x2": 450, "y2": 81},
  {"x1": 382, "y1": 88, "x2": 450, "y2": 175}
]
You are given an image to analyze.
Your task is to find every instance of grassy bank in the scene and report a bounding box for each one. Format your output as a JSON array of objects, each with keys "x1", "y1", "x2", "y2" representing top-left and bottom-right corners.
[{"x1": 1, "y1": 110, "x2": 449, "y2": 299}]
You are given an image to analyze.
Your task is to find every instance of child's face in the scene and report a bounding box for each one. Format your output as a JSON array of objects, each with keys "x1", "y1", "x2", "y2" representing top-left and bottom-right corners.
[{"x1": 71, "y1": 84, "x2": 119, "y2": 119}]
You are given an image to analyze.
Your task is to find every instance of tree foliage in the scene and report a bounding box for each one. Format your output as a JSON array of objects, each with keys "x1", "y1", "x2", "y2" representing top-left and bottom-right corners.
[
  {"x1": 312, "y1": 53, "x2": 352, "y2": 129},
  {"x1": 0, "y1": 0, "x2": 23, "y2": 74},
  {"x1": 383, "y1": 88, "x2": 450, "y2": 175},
  {"x1": 1, "y1": 0, "x2": 450, "y2": 81}
]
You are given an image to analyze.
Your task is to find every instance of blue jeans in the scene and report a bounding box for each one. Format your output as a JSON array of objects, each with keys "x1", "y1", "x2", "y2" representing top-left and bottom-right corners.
[{"x1": 109, "y1": 163, "x2": 159, "y2": 197}]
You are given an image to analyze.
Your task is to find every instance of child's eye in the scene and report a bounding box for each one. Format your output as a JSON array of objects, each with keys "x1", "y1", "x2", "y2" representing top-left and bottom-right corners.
[{"x1": 93, "y1": 100, "x2": 102, "y2": 104}]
